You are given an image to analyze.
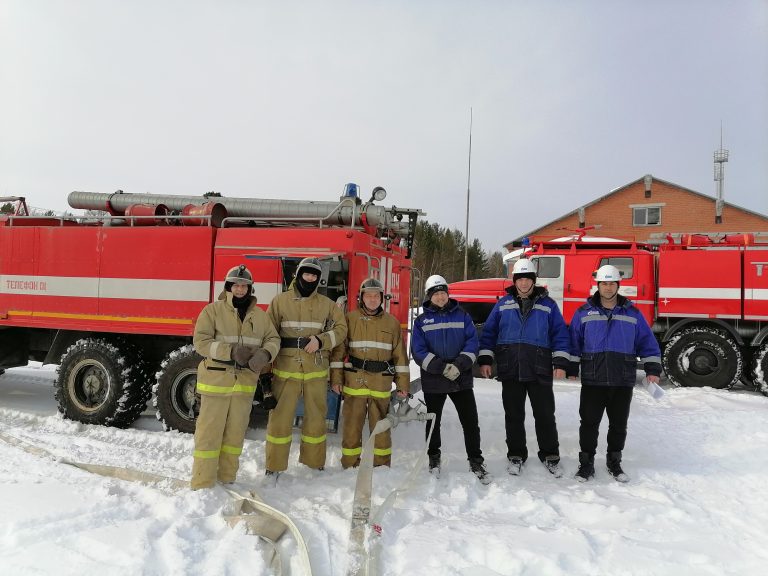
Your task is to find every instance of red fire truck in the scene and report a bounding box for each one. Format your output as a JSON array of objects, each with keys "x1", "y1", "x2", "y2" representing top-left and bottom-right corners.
[
  {"x1": 449, "y1": 233, "x2": 768, "y2": 395},
  {"x1": 0, "y1": 187, "x2": 422, "y2": 432}
]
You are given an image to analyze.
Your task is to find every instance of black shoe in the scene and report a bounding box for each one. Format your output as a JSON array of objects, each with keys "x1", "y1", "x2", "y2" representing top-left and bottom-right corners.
[
  {"x1": 506, "y1": 457, "x2": 523, "y2": 476},
  {"x1": 469, "y1": 458, "x2": 492, "y2": 485},
  {"x1": 543, "y1": 457, "x2": 563, "y2": 478},
  {"x1": 575, "y1": 452, "x2": 595, "y2": 482},
  {"x1": 263, "y1": 470, "x2": 281, "y2": 487},
  {"x1": 428, "y1": 454, "x2": 441, "y2": 477},
  {"x1": 606, "y1": 451, "x2": 629, "y2": 483}
]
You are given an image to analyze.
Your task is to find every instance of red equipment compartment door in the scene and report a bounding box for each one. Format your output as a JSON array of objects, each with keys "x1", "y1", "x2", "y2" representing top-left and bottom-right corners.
[
  {"x1": 658, "y1": 247, "x2": 742, "y2": 319},
  {"x1": 744, "y1": 249, "x2": 768, "y2": 320},
  {"x1": 0, "y1": 227, "x2": 102, "y2": 326},
  {"x1": 97, "y1": 227, "x2": 215, "y2": 334}
]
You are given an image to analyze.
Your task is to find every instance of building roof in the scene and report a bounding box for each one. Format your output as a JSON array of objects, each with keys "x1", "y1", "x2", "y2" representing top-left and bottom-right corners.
[{"x1": 505, "y1": 175, "x2": 768, "y2": 248}]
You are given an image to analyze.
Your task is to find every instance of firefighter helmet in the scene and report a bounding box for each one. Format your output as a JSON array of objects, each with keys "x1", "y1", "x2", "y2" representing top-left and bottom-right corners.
[
  {"x1": 296, "y1": 257, "x2": 323, "y2": 277},
  {"x1": 593, "y1": 264, "x2": 623, "y2": 282},
  {"x1": 512, "y1": 259, "x2": 537, "y2": 280},
  {"x1": 359, "y1": 277, "x2": 384, "y2": 308},
  {"x1": 225, "y1": 264, "x2": 253, "y2": 285},
  {"x1": 360, "y1": 277, "x2": 384, "y2": 295},
  {"x1": 424, "y1": 274, "x2": 449, "y2": 296}
]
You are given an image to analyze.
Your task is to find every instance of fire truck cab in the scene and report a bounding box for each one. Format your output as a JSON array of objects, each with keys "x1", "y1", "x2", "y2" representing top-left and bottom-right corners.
[
  {"x1": 449, "y1": 233, "x2": 768, "y2": 395},
  {"x1": 0, "y1": 189, "x2": 423, "y2": 433}
]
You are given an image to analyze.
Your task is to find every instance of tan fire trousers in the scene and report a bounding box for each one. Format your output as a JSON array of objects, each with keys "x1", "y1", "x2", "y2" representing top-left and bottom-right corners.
[
  {"x1": 190, "y1": 393, "x2": 253, "y2": 489},
  {"x1": 265, "y1": 375, "x2": 328, "y2": 471}
]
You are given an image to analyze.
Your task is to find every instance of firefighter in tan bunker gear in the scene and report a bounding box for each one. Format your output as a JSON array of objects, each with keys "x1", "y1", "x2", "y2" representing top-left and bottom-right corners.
[
  {"x1": 191, "y1": 265, "x2": 281, "y2": 490},
  {"x1": 330, "y1": 278, "x2": 409, "y2": 468},
  {"x1": 265, "y1": 258, "x2": 347, "y2": 476}
]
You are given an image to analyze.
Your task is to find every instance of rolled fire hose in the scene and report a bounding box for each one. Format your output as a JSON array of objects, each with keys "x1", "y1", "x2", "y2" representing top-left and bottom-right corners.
[
  {"x1": 0, "y1": 428, "x2": 311, "y2": 576},
  {"x1": 345, "y1": 394, "x2": 435, "y2": 576}
]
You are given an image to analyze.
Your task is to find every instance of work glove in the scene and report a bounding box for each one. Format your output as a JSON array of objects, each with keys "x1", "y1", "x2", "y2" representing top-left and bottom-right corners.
[
  {"x1": 442, "y1": 363, "x2": 461, "y2": 381},
  {"x1": 248, "y1": 348, "x2": 271, "y2": 373},
  {"x1": 231, "y1": 344, "x2": 253, "y2": 366}
]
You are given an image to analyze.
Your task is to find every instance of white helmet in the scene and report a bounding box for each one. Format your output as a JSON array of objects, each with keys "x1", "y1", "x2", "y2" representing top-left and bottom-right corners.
[
  {"x1": 512, "y1": 259, "x2": 537, "y2": 279},
  {"x1": 424, "y1": 274, "x2": 449, "y2": 296},
  {"x1": 593, "y1": 264, "x2": 623, "y2": 282}
]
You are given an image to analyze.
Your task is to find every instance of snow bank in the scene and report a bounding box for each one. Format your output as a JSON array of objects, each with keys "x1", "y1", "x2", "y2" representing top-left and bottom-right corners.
[{"x1": 1, "y1": 363, "x2": 767, "y2": 575}]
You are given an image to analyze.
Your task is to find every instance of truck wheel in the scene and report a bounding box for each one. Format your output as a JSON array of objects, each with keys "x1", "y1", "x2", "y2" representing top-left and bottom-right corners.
[
  {"x1": 752, "y1": 343, "x2": 768, "y2": 397},
  {"x1": 662, "y1": 326, "x2": 743, "y2": 389},
  {"x1": 153, "y1": 345, "x2": 202, "y2": 433},
  {"x1": 108, "y1": 338, "x2": 153, "y2": 427},
  {"x1": 55, "y1": 339, "x2": 144, "y2": 427}
]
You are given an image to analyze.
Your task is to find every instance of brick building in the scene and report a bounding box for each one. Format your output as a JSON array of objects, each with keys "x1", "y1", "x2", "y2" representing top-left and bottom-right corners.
[{"x1": 505, "y1": 175, "x2": 768, "y2": 249}]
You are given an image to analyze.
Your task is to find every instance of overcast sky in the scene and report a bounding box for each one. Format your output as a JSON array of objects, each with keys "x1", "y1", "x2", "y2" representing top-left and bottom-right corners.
[{"x1": 1, "y1": 0, "x2": 766, "y2": 253}]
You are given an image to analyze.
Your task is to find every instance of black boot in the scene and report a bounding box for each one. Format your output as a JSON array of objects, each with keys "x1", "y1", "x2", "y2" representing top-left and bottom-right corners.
[
  {"x1": 428, "y1": 453, "x2": 441, "y2": 477},
  {"x1": 575, "y1": 452, "x2": 595, "y2": 482},
  {"x1": 468, "y1": 457, "x2": 492, "y2": 485},
  {"x1": 606, "y1": 451, "x2": 629, "y2": 482}
]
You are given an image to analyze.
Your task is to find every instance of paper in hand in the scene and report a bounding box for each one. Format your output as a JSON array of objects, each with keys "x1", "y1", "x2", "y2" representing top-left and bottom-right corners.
[{"x1": 642, "y1": 377, "x2": 664, "y2": 400}]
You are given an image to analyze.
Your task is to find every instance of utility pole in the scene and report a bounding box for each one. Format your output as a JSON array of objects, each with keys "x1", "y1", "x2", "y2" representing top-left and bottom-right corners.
[{"x1": 464, "y1": 107, "x2": 473, "y2": 281}]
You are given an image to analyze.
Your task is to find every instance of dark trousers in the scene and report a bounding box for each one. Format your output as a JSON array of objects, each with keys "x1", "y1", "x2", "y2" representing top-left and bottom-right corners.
[
  {"x1": 501, "y1": 379, "x2": 559, "y2": 462},
  {"x1": 424, "y1": 388, "x2": 483, "y2": 462},
  {"x1": 579, "y1": 385, "x2": 634, "y2": 455}
]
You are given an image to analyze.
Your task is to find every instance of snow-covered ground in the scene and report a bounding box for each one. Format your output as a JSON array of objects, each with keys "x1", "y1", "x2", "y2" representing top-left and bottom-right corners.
[{"x1": 1, "y1": 363, "x2": 768, "y2": 576}]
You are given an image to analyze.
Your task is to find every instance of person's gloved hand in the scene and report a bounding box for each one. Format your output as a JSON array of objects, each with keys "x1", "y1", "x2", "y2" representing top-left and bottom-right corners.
[
  {"x1": 260, "y1": 375, "x2": 277, "y2": 411},
  {"x1": 442, "y1": 363, "x2": 461, "y2": 381},
  {"x1": 231, "y1": 345, "x2": 253, "y2": 366},
  {"x1": 248, "y1": 348, "x2": 271, "y2": 373}
]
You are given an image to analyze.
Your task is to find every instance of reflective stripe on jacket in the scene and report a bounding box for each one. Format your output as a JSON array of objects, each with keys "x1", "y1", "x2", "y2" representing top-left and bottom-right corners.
[
  {"x1": 411, "y1": 298, "x2": 478, "y2": 393},
  {"x1": 267, "y1": 280, "x2": 347, "y2": 376},
  {"x1": 569, "y1": 293, "x2": 662, "y2": 387},
  {"x1": 193, "y1": 291, "x2": 281, "y2": 397},
  {"x1": 330, "y1": 308, "x2": 410, "y2": 394},
  {"x1": 478, "y1": 285, "x2": 570, "y2": 382}
]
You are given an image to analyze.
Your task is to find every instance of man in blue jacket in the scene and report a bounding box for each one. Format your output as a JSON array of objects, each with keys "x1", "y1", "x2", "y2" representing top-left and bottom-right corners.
[
  {"x1": 478, "y1": 259, "x2": 571, "y2": 477},
  {"x1": 411, "y1": 274, "x2": 491, "y2": 485},
  {"x1": 568, "y1": 264, "x2": 662, "y2": 482}
]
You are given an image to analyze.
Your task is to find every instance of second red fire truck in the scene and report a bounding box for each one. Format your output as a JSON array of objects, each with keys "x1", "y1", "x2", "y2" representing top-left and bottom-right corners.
[{"x1": 449, "y1": 232, "x2": 768, "y2": 395}]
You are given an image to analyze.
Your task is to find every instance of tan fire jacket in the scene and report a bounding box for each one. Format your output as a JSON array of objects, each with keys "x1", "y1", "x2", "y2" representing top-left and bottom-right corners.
[
  {"x1": 193, "y1": 291, "x2": 281, "y2": 397},
  {"x1": 330, "y1": 308, "x2": 410, "y2": 395},
  {"x1": 267, "y1": 281, "x2": 347, "y2": 379}
]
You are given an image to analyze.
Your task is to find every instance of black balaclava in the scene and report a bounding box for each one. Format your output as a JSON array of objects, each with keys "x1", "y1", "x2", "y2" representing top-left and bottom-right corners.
[
  {"x1": 296, "y1": 267, "x2": 320, "y2": 297},
  {"x1": 226, "y1": 282, "x2": 252, "y2": 321}
]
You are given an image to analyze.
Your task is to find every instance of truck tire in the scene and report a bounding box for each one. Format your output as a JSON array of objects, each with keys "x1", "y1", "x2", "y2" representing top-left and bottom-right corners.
[
  {"x1": 109, "y1": 338, "x2": 153, "y2": 427},
  {"x1": 752, "y1": 342, "x2": 768, "y2": 397},
  {"x1": 55, "y1": 339, "x2": 146, "y2": 428},
  {"x1": 153, "y1": 345, "x2": 202, "y2": 433},
  {"x1": 662, "y1": 326, "x2": 743, "y2": 389}
]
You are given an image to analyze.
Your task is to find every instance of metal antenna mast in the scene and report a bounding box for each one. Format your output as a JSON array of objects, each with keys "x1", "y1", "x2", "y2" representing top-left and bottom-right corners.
[{"x1": 464, "y1": 107, "x2": 473, "y2": 281}]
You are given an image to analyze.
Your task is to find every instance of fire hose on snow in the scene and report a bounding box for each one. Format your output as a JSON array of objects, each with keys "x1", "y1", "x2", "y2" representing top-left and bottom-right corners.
[
  {"x1": 345, "y1": 384, "x2": 435, "y2": 576},
  {"x1": 0, "y1": 427, "x2": 312, "y2": 576}
]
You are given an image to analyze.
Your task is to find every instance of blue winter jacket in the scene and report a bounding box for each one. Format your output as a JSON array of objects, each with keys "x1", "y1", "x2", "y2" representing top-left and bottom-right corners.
[
  {"x1": 411, "y1": 298, "x2": 479, "y2": 393},
  {"x1": 478, "y1": 285, "x2": 571, "y2": 383},
  {"x1": 569, "y1": 294, "x2": 662, "y2": 387}
]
